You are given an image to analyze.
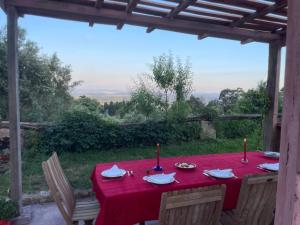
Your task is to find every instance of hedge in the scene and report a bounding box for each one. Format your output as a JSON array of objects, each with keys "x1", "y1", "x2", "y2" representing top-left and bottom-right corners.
[{"x1": 38, "y1": 111, "x2": 201, "y2": 153}]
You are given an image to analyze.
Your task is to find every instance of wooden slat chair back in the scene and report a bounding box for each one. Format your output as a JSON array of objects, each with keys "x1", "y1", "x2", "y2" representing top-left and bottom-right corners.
[
  {"x1": 158, "y1": 185, "x2": 226, "y2": 225},
  {"x1": 42, "y1": 152, "x2": 76, "y2": 225},
  {"x1": 221, "y1": 173, "x2": 278, "y2": 225}
]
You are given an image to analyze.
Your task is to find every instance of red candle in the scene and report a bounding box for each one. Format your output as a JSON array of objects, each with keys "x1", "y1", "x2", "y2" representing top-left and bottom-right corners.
[
  {"x1": 243, "y1": 138, "x2": 247, "y2": 161},
  {"x1": 156, "y1": 143, "x2": 160, "y2": 167}
]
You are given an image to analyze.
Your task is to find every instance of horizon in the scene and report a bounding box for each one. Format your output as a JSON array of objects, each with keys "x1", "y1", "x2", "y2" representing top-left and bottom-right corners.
[{"x1": 0, "y1": 11, "x2": 286, "y2": 98}]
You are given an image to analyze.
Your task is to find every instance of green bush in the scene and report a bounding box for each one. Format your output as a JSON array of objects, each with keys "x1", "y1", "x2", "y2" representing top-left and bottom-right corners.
[
  {"x1": 215, "y1": 120, "x2": 261, "y2": 139},
  {"x1": 0, "y1": 197, "x2": 17, "y2": 220},
  {"x1": 38, "y1": 111, "x2": 201, "y2": 153}
]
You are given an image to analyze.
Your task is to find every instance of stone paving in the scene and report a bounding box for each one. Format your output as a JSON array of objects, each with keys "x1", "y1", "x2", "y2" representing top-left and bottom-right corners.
[{"x1": 29, "y1": 201, "x2": 156, "y2": 225}]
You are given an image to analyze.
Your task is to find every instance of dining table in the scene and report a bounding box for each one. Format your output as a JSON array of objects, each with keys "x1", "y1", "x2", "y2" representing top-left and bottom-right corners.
[{"x1": 90, "y1": 151, "x2": 279, "y2": 225}]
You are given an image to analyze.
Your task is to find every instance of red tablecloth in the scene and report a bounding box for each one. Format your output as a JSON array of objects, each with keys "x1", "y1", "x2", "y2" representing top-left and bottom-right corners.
[{"x1": 91, "y1": 152, "x2": 278, "y2": 225}]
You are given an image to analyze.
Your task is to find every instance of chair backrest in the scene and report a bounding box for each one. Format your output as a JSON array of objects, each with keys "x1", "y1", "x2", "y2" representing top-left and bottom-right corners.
[
  {"x1": 158, "y1": 185, "x2": 226, "y2": 225},
  {"x1": 235, "y1": 173, "x2": 278, "y2": 225},
  {"x1": 42, "y1": 152, "x2": 76, "y2": 225}
]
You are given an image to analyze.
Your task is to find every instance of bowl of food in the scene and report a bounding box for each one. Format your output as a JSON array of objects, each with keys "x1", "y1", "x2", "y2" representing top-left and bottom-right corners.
[{"x1": 175, "y1": 162, "x2": 197, "y2": 169}]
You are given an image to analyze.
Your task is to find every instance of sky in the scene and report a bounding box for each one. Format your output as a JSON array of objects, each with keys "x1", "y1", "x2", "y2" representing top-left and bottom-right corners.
[{"x1": 0, "y1": 10, "x2": 286, "y2": 95}]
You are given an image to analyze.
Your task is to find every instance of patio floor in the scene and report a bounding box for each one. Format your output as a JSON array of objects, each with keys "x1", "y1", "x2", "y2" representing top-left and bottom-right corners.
[{"x1": 29, "y1": 201, "x2": 157, "y2": 225}]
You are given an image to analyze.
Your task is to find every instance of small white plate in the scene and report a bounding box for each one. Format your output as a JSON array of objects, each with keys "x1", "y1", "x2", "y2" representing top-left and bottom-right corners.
[
  {"x1": 175, "y1": 162, "x2": 197, "y2": 169},
  {"x1": 101, "y1": 165, "x2": 126, "y2": 178},
  {"x1": 143, "y1": 173, "x2": 175, "y2": 185},
  {"x1": 258, "y1": 163, "x2": 279, "y2": 171},
  {"x1": 204, "y1": 169, "x2": 235, "y2": 179},
  {"x1": 264, "y1": 151, "x2": 280, "y2": 159}
]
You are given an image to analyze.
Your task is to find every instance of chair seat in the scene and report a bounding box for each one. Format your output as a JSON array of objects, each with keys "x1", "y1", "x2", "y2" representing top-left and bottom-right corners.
[{"x1": 72, "y1": 199, "x2": 100, "y2": 221}]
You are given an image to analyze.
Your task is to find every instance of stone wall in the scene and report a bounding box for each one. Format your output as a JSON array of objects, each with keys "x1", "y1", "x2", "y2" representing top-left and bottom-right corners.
[{"x1": 200, "y1": 120, "x2": 216, "y2": 139}]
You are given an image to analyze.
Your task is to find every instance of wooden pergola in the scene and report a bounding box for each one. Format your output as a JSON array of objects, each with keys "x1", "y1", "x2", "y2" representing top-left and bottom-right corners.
[{"x1": 0, "y1": 0, "x2": 299, "y2": 224}]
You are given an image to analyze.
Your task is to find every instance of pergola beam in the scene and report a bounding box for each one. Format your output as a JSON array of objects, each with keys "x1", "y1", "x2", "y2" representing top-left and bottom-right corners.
[
  {"x1": 95, "y1": 0, "x2": 104, "y2": 8},
  {"x1": 7, "y1": 5, "x2": 22, "y2": 213},
  {"x1": 230, "y1": 0, "x2": 287, "y2": 27},
  {"x1": 4, "y1": 0, "x2": 282, "y2": 43},
  {"x1": 275, "y1": 0, "x2": 300, "y2": 224}
]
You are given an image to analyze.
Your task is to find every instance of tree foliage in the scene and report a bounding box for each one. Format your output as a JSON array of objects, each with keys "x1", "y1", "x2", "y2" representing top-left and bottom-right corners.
[
  {"x1": 218, "y1": 88, "x2": 244, "y2": 114},
  {"x1": 0, "y1": 27, "x2": 79, "y2": 122}
]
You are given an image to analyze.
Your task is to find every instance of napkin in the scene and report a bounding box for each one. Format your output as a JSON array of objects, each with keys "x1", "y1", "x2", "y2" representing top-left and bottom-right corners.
[
  {"x1": 259, "y1": 163, "x2": 279, "y2": 171},
  {"x1": 264, "y1": 151, "x2": 280, "y2": 158},
  {"x1": 147, "y1": 173, "x2": 176, "y2": 184},
  {"x1": 205, "y1": 169, "x2": 234, "y2": 178},
  {"x1": 101, "y1": 165, "x2": 124, "y2": 177}
]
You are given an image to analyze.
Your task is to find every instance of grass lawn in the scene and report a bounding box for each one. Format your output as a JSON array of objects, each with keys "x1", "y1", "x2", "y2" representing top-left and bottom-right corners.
[{"x1": 0, "y1": 137, "x2": 260, "y2": 196}]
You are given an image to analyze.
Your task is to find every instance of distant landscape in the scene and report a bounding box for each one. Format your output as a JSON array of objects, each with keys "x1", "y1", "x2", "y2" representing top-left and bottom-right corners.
[{"x1": 71, "y1": 85, "x2": 219, "y2": 104}]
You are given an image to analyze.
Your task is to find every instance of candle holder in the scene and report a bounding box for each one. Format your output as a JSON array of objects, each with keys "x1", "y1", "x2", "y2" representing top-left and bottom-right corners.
[
  {"x1": 241, "y1": 158, "x2": 249, "y2": 164},
  {"x1": 153, "y1": 165, "x2": 163, "y2": 171}
]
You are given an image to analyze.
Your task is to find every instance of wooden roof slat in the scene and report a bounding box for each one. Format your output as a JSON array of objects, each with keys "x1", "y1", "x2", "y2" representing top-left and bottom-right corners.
[
  {"x1": 7, "y1": 0, "x2": 282, "y2": 42},
  {"x1": 230, "y1": 0, "x2": 287, "y2": 27},
  {"x1": 167, "y1": 0, "x2": 250, "y2": 16},
  {"x1": 203, "y1": 0, "x2": 286, "y2": 17},
  {"x1": 127, "y1": 0, "x2": 139, "y2": 13},
  {"x1": 167, "y1": 0, "x2": 196, "y2": 19}
]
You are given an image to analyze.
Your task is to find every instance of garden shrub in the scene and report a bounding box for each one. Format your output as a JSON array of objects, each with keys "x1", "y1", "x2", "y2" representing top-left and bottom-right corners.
[
  {"x1": 215, "y1": 120, "x2": 261, "y2": 139},
  {"x1": 38, "y1": 111, "x2": 201, "y2": 153}
]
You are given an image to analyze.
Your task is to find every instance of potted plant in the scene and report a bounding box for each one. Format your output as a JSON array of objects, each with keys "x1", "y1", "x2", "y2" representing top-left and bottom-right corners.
[{"x1": 0, "y1": 197, "x2": 17, "y2": 225}]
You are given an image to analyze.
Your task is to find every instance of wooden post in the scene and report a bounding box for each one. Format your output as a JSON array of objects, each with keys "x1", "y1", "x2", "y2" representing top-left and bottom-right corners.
[
  {"x1": 263, "y1": 42, "x2": 281, "y2": 151},
  {"x1": 274, "y1": 0, "x2": 300, "y2": 224},
  {"x1": 7, "y1": 6, "x2": 22, "y2": 213}
]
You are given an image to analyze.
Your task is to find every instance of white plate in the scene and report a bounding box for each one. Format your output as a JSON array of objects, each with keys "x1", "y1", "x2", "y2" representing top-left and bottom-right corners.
[
  {"x1": 264, "y1": 151, "x2": 280, "y2": 159},
  {"x1": 259, "y1": 163, "x2": 279, "y2": 171},
  {"x1": 204, "y1": 169, "x2": 235, "y2": 179},
  {"x1": 101, "y1": 165, "x2": 126, "y2": 178},
  {"x1": 175, "y1": 162, "x2": 197, "y2": 169},
  {"x1": 143, "y1": 173, "x2": 175, "y2": 185}
]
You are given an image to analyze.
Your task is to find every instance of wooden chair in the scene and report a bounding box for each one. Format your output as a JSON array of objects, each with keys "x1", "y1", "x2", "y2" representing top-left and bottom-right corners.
[
  {"x1": 220, "y1": 173, "x2": 278, "y2": 225},
  {"x1": 42, "y1": 152, "x2": 99, "y2": 225},
  {"x1": 153, "y1": 185, "x2": 226, "y2": 225}
]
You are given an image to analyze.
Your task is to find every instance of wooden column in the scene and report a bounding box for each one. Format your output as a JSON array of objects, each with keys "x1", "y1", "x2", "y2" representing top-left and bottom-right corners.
[
  {"x1": 7, "y1": 6, "x2": 22, "y2": 213},
  {"x1": 263, "y1": 42, "x2": 281, "y2": 151},
  {"x1": 274, "y1": 0, "x2": 300, "y2": 224}
]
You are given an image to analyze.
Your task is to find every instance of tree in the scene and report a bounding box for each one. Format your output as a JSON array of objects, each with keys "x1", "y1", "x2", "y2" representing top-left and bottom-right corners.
[
  {"x1": 130, "y1": 82, "x2": 161, "y2": 119},
  {"x1": 237, "y1": 81, "x2": 269, "y2": 115},
  {"x1": 187, "y1": 95, "x2": 206, "y2": 115},
  {"x1": 0, "y1": 27, "x2": 80, "y2": 121},
  {"x1": 149, "y1": 53, "x2": 192, "y2": 119},
  {"x1": 152, "y1": 53, "x2": 176, "y2": 117},
  {"x1": 70, "y1": 96, "x2": 103, "y2": 114},
  {"x1": 174, "y1": 58, "x2": 192, "y2": 101},
  {"x1": 218, "y1": 88, "x2": 244, "y2": 114}
]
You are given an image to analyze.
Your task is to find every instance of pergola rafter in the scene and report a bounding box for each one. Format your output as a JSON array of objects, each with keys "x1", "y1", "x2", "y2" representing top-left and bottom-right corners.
[
  {"x1": 230, "y1": 0, "x2": 287, "y2": 27},
  {"x1": 2, "y1": 0, "x2": 285, "y2": 43}
]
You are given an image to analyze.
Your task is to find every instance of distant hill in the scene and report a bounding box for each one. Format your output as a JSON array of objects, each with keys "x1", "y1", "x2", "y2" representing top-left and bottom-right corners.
[{"x1": 71, "y1": 86, "x2": 219, "y2": 104}]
